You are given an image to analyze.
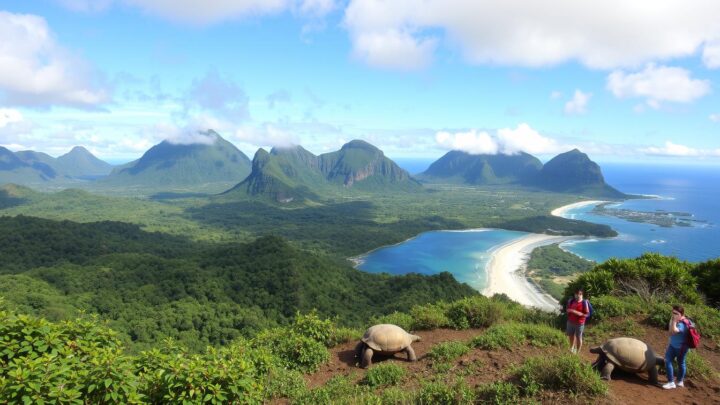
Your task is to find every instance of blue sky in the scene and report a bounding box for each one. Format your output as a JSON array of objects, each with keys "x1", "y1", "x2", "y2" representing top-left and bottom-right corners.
[{"x1": 0, "y1": 0, "x2": 719, "y2": 164}]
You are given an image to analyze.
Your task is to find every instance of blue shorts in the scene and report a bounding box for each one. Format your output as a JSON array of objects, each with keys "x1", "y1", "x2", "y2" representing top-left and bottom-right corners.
[{"x1": 566, "y1": 321, "x2": 585, "y2": 338}]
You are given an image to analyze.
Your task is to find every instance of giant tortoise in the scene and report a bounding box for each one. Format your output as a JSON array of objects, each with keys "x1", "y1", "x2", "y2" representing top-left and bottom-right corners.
[
  {"x1": 355, "y1": 324, "x2": 421, "y2": 368},
  {"x1": 590, "y1": 337, "x2": 665, "y2": 384}
]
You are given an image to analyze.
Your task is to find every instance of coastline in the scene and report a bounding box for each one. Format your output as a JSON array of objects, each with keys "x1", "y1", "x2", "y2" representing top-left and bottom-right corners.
[
  {"x1": 550, "y1": 200, "x2": 609, "y2": 218},
  {"x1": 482, "y1": 233, "x2": 573, "y2": 312}
]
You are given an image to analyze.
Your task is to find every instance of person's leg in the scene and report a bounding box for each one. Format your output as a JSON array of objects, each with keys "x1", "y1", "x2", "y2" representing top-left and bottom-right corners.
[
  {"x1": 566, "y1": 322, "x2": 576, "y2": 352},
  {"x1": 677, "y1": 348, "x2": 688, "y2": 384},
  {"x1": 663, "y1": 346, "x2": 676, "y2": 388},
  {"x1": 576, "y1": 325, "x2": 584, "y2": 353}
]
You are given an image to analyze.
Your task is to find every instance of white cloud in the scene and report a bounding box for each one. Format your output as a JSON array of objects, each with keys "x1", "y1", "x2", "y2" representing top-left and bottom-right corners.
[
  {"x1": 436, "y1": 129, "x2": 498, "y2": 154},
  {"x1": 351, "y1": 29, "x2": 437, "y2": 70},
  {"x1": 496, "y1": 123, "x2": 562, "y2": 155},
  {"x1": 550, "y1": 91, "x2": 563, "y2": 100},
  {"x1": 564, "y1": 90, "x2": 592, "y2": 115},
  {"x1": 703, "y1": 40, "x2": 720, "y2": 68},
  {"x1": 0, "y1": 11, "x2": 109, "y2": 108},
  {"x1": 233, "y1": 124, "x2": 301, "y2": 148},
  {"x1": 0, "y1": 109, "x2": 23, "y2": 127},
  {"x1": 58, "y1": 0, "x2": 337, "y2": 24},
  {"x1": 436, "y1": 124, "x2": 565, "y2": 155},
  {"x1": 344, "y1": 0, "x2": 720, "y2": 70},
  {"x1": 607, "y1": 64, "x2": 710, "y2": 107},
  {"x1": 640, "y1": 141, "x2": 720, "y2": 157},
  {"x1": 710, "y1": 113, "x2": 720, "y2": 122}
]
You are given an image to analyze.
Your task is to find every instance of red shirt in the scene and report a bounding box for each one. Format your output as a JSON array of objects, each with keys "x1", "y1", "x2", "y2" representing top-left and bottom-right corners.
[{"x1": 567, "y1": 299, "x2": 589, "y2": 325}]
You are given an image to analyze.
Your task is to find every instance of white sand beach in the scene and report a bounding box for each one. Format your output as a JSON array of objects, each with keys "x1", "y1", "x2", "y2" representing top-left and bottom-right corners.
[
  {"x1": 551, "y1": 200, "x2": 608, "y2": 218},
  {"x1": 482, "y1": 233, "x2": 571, "y2": 312}
]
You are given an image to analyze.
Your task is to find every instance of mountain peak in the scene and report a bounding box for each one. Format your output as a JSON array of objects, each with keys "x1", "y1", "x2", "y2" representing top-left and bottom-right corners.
[{"x1": 341, "y1": 139, "x2": 381, "y2": 153}]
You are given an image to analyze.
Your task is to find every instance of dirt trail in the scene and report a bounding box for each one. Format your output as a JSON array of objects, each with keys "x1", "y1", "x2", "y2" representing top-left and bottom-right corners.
[{"x1": 305, "y1": 323, "x2": 720, "y2": 404}]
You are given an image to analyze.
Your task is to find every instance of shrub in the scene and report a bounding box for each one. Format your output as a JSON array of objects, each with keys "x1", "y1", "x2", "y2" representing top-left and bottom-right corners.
[
  {"x1": 410, "y1": 303, "x2": 451, "y2": 330},
  {"x1": 692, "y1": 259, "x2": 720, "y2": 307},
  {"x1": 564, "y1": 254, "x2": 699, "y2": 305},
  {"x1": 253, "y1": 328, "x2": 329, "y2": 373},
  {"x1": 370, "y1": 311, "x2": 414, "y2": 332},
  {"x1": 585, "y1": 319, "x2": 643, "y2": 343},
  {"x1": 364, "y1": 363, "x2": 406, "y2": 387},
  {"x1": 265, "y1": 368, "x2": 307, "y2": 400},
  {"x1": 379, "y1": 387, "x2": 415, "y2": 404},
  {"x1": 293, "y1": 310, "x2": 352, "y2": 347},
  {"x1": 647, "y1": 302, "x2": 720, "y2": 343},
  {"x1": 470, "y1": 323, "x2": 565, "y2": 350},
  {"x1": 513, "y1": 354, "x2": 607, "y2": 397},
  {"x1": 588, "y1": 295, "x2": 645, "y2": 321},
  {"x1": 294, "y1": 375, "x2": 371, "y2": 405},
  {"x1": 428, "y1": 341, "x2": 470, "y2": 362},
  {"x1": 416, "y1": 381, "x2": 466, "y2": 405},
  {"x1": 475, "y1": 382, "x2": 521, "y2": 405},
  {"x1": 446, "y1": 296, "x2": 525, "y2": 330},
  {"x1": 685, "y1": 350, "x2": 718, "y2": 381}
]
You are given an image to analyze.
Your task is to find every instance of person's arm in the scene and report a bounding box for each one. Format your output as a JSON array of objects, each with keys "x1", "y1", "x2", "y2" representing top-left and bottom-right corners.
[{"x1": 669, "y1": 316, "x2": 680, "y2": 334}]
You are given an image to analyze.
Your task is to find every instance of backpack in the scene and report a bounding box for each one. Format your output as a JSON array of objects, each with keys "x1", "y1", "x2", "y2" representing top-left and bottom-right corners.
[{"x1": 681, "y1": 318, "x2": 701, "y2": 349}]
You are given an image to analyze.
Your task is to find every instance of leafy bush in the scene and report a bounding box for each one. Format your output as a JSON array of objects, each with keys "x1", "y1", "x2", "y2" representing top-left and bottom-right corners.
[
  {"x1": 264, "y1": 368, "x2": 307, "y2": 401},
  {"x1": 292, "y1": 311, "x2": 357, "y2": 347},
  {"x1": 370, "y1": 311, "x2": 414, "y2": 332},
  {"x1": 588, "y1": 295, "x2": 645, "y2": 321},
  {"x1": 446, "y1": 296, "x2": 525, "y2": 330},
  {"x1": 364, "y1": 363, "x2": 406, "y2": 387},
  {"x1": 252, "y1": 328, "x2": 329, "y2": 373},
  {"x1": 692, "y1": 259, "x2": 720, "y2": 307},
  {"x1": 685, "y1": 350, "x2": 718, "y2": 381},
  {"x1": 416, "y1": 381, "x2": 460, "y2": 405},
  {"x1": 470, "y1": 323, "x2": 565, "y2": 350},
  {"x1": 428, "y1": 341, "x2": 470, "y2": 362},
  {"x1": 585, "y1": 319, "x2": 643, "y2": 343},
  {"x1": 294, "y1": 375, "x2": 371, "y2": 405},
  {"x1": 378, "y1": 387, "x2": 415, "y2": 404},
  {"x1": 563, "y1": 254, "x2": 699, "y2": 305},
  {"x1": 475, "y1": 382, "x2": 521, "y2": 405},
  {"x1": 647, "y1": 302, "x2": 720, "y2": 343},
  {"x1": 410, "y1": 303, "x2": 451, "y2": 330},
  {"x1": 513, "y1": 354, "x2": 607, "y2": 397}
]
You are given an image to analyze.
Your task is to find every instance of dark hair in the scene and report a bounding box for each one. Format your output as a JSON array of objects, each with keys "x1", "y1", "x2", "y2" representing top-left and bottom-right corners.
[
  {"x1": 672, "y1": 305, "x2": 685, "y2": 316},
  {"x1": 575, "y1": 289, "x2": 584, "y2": 294}
]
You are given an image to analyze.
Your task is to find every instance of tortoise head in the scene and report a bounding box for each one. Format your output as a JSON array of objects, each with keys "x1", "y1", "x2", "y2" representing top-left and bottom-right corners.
[{"x1": 411, "y1": 334, "x2": 421, "y2": 342}]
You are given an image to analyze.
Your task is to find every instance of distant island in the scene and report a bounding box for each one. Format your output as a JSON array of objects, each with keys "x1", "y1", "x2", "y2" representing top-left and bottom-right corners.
[{"x1": 591, "y1": 202, "x2": 703, "y2": 228}]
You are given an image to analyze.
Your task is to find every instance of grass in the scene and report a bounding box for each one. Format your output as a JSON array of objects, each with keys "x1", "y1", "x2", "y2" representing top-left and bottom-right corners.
[
  {"x1": 427, "y1": 341, "x2": 470, "y2": 362},
  {"x1": 513, "y1": 354, "x2": 607, "y2": 397},
  {"x1": 470, "y1": 323, "x2": 566, "y2": 350},
  {"x1": 364, "y1": 363, "x2": 406, "y2": 387}
]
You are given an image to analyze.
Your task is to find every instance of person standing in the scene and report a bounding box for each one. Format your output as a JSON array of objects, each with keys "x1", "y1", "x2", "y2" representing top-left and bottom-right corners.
[
  {"x1": 566, "y1": 289, "x2": 589, "y2": 354},
  {"x1": 663, "y1": 305, "x2": 689, "y2": 389}
]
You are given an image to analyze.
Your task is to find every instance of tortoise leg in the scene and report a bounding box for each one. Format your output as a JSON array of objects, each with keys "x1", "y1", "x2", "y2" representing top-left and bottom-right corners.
[
  {"x1": 355, "y1": 342, "x2": 365, "y2": 361},
  {"x1": 361, "y1": 347, "x2": 374, "y2": 369},
  {"x1": 404, "y1": 346, "x2": 417, "y2": 362},
  {"x1": 601, "y1": 362, "x2": 615, "y2": 380},
  {"x1": 591, "y1": 354, "x2": 603, "y2": 371},
  {"x1": 648, "y1": 365, "x2": 659, "y2": 385}
]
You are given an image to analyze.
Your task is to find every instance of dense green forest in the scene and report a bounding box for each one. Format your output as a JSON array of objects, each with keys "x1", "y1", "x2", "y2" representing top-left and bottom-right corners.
[
  {"x1": 0, "y1": 216, "x2": 477, "y2": 351},
  {"x1": 2, "y1": 254, "x2": 719, "y2": 404}
]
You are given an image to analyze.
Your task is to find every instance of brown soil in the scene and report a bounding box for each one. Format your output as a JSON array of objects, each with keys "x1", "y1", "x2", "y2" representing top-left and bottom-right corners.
[{"x1": 304, "y1": 320, "x2": 720, "y2": 404}]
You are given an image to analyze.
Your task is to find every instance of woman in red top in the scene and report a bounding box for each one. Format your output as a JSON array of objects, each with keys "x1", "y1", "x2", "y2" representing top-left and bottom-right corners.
[{"x1": 566, "y1": 289, "x2": 589, "y2": 354}]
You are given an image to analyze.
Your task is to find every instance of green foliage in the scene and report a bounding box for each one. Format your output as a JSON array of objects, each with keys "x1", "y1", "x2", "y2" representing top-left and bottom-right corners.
[
  {"x1": 475, "y1": 382, "x2": 521, "y2": 405},
  {"x1": 364, "y1": 363, "x2": 406, "y2": 387},
  {"x1": 470, "y1": 323, "x2": 565, "y2": 350},
  {"x1": 370, "y1": 311, "x2": 414, "y2": 332},
  {"x1": 588, "y1": 295, "x2": 646, "y2": 321},
  {"x1": 264, "y1": 368, "x2": 307, "y2": 401},
  {"x1": 252, "y1": 328, "x2": 329, "y2": 373},
  {"x1": 585, "y1": 319, "x2": 643, "y2": 343},
  {"x1": 410, "y1": 303, "x2": 451, "y2": 330},
  {"x1": 528, "y1": 244, "x2": 594, "y2": 277},
  {"x1": 491, "y1": 215, "x2": 617, "y2": 237},
  {"x1": 428, "y1": 341, "x2": 470, "y2": 362},
  {"x1": 692, "y1": 259, "x2": 720, "y2": 307},
  {"x1": 446, "y1": 296, "x2": 526, "y2": 329},
  {"x1": 416, "y1": 381, "x2": 458, "y2": 405},
  {"x1": 293, "y1": 375, "x2": 371, "y2": 405},
  {"x1": 685, "y1": 350, "x2": 718, "y2": 381},
  {"x1": 136, "y1": 341, "x2": 264, "y2": 404},
  {"x1": 513, "y1": 354, "x2": 607, "y2": 397},
  {"x1": 564, "y1": 254, "x2": 698, "y2": 305}
]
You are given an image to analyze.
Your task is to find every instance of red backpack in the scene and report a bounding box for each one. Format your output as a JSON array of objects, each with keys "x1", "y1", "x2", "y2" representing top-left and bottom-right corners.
[{"x1": 682, "y1": 318, "x2": 701, "y2": 349}]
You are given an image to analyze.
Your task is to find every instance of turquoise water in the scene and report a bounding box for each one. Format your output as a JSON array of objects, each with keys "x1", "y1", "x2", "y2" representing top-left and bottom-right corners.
[
  {"x1": 356, "y1": 229, "x2": 527, "y2": 290},
  {"x1": 559, "y1": 164, "x2": 720, "y2": 263},
  {"x1": 359, "y1": 163, "x2": 719, "y2": 290}
]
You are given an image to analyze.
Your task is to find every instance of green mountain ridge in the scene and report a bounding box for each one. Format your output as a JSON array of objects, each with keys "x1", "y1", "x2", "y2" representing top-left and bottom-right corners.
[
  {"x1": 102, "y1": 130, "x2": 251, "y2": 191},
  {"x1": 56, "y1": 146, "x2": 114, "y2": 178},
  {"x1": 225, "y1": 140, "x2": 419, "y2": 202},
  {"x1": 420, "y1": 148, "x2": 626, "y2": 198},
  {"x1": 2, "y1": 146, "x2": 115, "y2": 185}
]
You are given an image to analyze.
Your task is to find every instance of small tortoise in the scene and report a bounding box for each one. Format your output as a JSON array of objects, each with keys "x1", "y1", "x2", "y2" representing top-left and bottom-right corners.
[
  {"x1": 355, "y1": 324, "x2": 421, "y2": 368},
  {"x1": 590, "y1": 337, "x2": 665, "y2": 384}
]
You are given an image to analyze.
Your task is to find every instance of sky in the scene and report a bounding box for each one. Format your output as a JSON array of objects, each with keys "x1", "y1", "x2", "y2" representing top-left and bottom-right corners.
[{"x1": 0, "y1": 0, "x2": 719, "y2": 165}]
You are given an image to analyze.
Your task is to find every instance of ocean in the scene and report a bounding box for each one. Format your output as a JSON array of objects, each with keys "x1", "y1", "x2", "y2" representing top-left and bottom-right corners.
[
  {"x1": 358, "y1": 163, "x2": 719, "y2": 289},
  {"x1": 558, "y1": 163, "x2": 720, "y2": 263}
]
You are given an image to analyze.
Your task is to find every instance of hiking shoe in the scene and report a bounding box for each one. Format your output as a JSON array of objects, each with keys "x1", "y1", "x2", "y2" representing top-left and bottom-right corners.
[
  {"x1": 677, "y1": 381, "x2": 684, "y2": 388},
  {"x1": 662, "y1": 382, "x2": 676, "y2": 389},
  {"x1": 570, "y1": 347, "x2": 577, "y2": 354}
]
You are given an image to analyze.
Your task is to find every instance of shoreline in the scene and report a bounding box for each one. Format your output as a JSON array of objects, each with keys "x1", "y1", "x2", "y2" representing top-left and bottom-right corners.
[
  {"x1": 550, "y1": 200, "x2": 609, "y2": 218},
  {"x1": 481, "y1": 233, "x2": 574, "y2": 312}
]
